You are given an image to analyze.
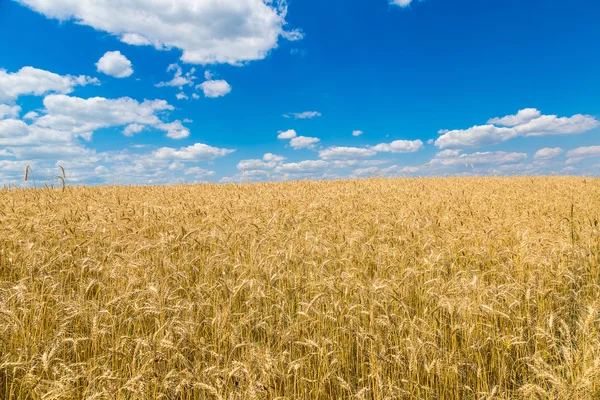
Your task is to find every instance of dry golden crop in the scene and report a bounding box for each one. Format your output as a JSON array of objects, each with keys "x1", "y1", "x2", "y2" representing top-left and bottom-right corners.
[{"x1": 1, "y1": 177, "x2": 599, "y2": 399}]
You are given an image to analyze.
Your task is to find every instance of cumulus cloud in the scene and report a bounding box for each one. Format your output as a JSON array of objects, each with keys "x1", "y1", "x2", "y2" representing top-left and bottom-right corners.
[
  {"x1": 184, "y1": 167, "x2": 215, "y2": 178},
  {"x1": 156, "y1": 121, "x2": 190, "y2": 140},
  {"x1": 534, "y1": 147, "x2": 563, "y2": 160},
  {"x1": 0, "y1": 118, "x2": 75, "y2": 148},
  {"x1": 283, "y1": 111, "x2": 322, "y2": 119},
  {"x1": 434, "y1": 125, "x2": 519, "y2": 149},
  {"x1": 0, "y1": 66, "x2": 98, "y2": 103},
  {"x1": 436, "y1": 109, "x2": 599, "y2": 149},
  {"x1": 96, "y1": 51, "x2": 133, "y2": 78},
  {"x1": 153, "y1": 143, "x2": 235, "y2": 161},
  {"x1": 197, "y1": 79, "x2": 232, "y2": 98},
  {"x1": 319, "y1": 146, "x2": 377, "y2": 161},
  {"x1": 277, "y1": 129, "x2": 297, "y2": 139},
  {"x1": 0, "y1": 104, "x2": 21, "y2": 119},
  {"x1": 353, "y1": 167, "x2": 379, "y2": 176},
  {"x1": 275, "y1": 160, "x2": 328, "y2": 174},
  {"x1": 236, "y1": 153, "x2": 286, "y2": 171},
  {"x1": 156, "y1": 64, "x2": 196, "y2": 89},
  {"x1": 430, "y1": 151, "x2": 528, "y2": 167},
  {"x1": 123, "y1": 123, "x2": 145, "y2": 136},
  {"x1": 23, "y1": 111, "x2": 39, "y2": 120},
  {"x1": 15, "y1": 0, "x2": 302, "y2": 65},
  {"x1": 352, "y1": 130, "x2": 364, "y2": 137},
  {"x1": 487, "y1": 108, "x2": 541, "y2": 127},
  {"x1": 371, "y1": 139, "x2": 424, "y2": 153},
  {"x1": 34, "y1": 94, "x2": 187, "y2": 139},
  {"x1": 566, "y1": 146, "x2": 600, "y2": 160},
  {"x1": 263, "y1": 153, "x2": 285, "y2": 163},
  {"x1": 290, "y1": 136, "x2": 320, "y2": 149},
  {"x1": 515, "y1": 114, "x2": 599, "y2": 137}
]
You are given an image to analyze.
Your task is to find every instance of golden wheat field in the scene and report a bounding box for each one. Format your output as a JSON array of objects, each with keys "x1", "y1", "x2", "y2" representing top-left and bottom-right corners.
[{"x1": 1, "y1": 177, "x2": 600, "y2": 399}]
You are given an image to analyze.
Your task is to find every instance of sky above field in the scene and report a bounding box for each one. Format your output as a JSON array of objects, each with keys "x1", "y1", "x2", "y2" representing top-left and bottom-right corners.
[{"x1": 1, "y1": 0, "x2": 600, "y2": 185}]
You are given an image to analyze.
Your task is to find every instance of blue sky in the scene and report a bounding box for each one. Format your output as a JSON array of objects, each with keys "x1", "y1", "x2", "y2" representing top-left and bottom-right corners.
[{"x1": 1, "y1": 0, "x2": 599, "y2": 185}]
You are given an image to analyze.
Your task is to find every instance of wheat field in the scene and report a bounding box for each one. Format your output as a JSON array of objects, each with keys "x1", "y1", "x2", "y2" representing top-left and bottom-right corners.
[{"x1": 1, "y1": 177, "x2": 599, "y2": 399}]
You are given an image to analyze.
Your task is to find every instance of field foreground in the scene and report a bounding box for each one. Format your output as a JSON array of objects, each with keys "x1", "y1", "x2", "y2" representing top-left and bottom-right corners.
[{"x1": 1, "y1": 177, "x2": 600, "y2": 399}]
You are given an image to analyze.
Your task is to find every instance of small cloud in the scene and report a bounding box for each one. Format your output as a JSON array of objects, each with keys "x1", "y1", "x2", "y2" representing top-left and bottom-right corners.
[
  {"x1": 156, "y1": 64, "x2": 196, "y2": 89},
  {"x1": 533, "y1": 147, "x2": 563, "y2": 160},
  {"x1": 352, "y1": 130, "x2": 364, "y2": 137},
  {"x1": 96, "y1": 51, "x2": 134, "y2": 78},
  {"x1": 277, "y1": 129, "x2": 297, "y2": 139},
  {"x1": 390, "y1": 0, "x2": 412, "y2": 7},
  {"x1": 290, "y1": 136, "x2": 320, "y2": 149},
  {"x1": 23, "y1": 111, "x2": 39, "y2": 120},
  {"x1": 197, "y1": 79, "x2": 232, "y2": 98},
  {"x1": 283, "y1": 111, "x2": 322, "y2": 119},
  {"x1": 123, "y1": 123, "x2": 145, "y2": 137},
  {"x1": 371, "y1": 139, "x2": 424, "y2": 153}
]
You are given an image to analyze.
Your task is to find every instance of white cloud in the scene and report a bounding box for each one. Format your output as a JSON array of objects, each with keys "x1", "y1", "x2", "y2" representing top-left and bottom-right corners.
[
  {"x1": 436, "y1": 149, "x2": 462, "y2": 158},
  {"x1": 176, "y1": 93, "x2": 189, "y2": 100},
  {"x1": 263, "y1": 153, "x2": 285, "y2": 163},
  {"x1": 431, "y1": 151, "x2": 528, "y2": 167},
  {"x1": 0, "y1": 118, "x2": 76, "y2": 148},
  {"x1": 153, "y1": 143, "x2": 235, "y2": 161},
  {"x1": 436, "y1": 109, "x2": 599, "y2": 149},
  {"x1": 192, "y1": 93, "x2": 200, "y2": 100},
  {"x1": 382, "y1": 165, "x2": 421, "y2": 174},
  {"x1": 0, "y1": 66, "x2": 98, "y2": 103},
  {"x1": 319, "y1": 146, "x2": 377, "y2": 161},
  {"x1": 290, "y1": 136, "x2": 320, "y2": 149},
  {"x1": 515, "y1": 114, "x2": 599, "y2": 136},
  {"x1": 353, "y1": 167, "x2": 379, "y2": 176},
  {"x1": 238, "y1": 153, "x2": 287, "y2": 170},
  {"x1": 156, "y1": 64, "x2": 196, "y2": 89},
  {"x1": 352, "y1": 130, "x2": 364, "y2": 137},
  {"x1": 487, "y1": 108, "x2": 541, "y2": 127},
  {"x1": 352, "y1": 165, "x2": 421, "y2": 177},
  {"x1": 0, "y1": 104, "x2": 21, "y2": 119},
  {"x1": 566, "y1": 146, "x2": 600, "y2": 159},
  {"x1": 96, "y1": 51, "x2": 133, "y2": 78},
  {"x1": 120, "y1": 33, "x2": 150, "y2": 46},
  {"x1": 435, "y1": 125, "x2": 518, "y2": 149},
  {"x1": 123, "y1": 123, "x2": 145, "y2": 136},
  {"x1": 533, "y1": 147, "x2": 563, "y2": 160},
  {"x1": 34, "y1": 94, "x2": 187, "y2": 139},
  {"x1": 237, "y1": 159, "x2": 268, "y2": 170},
  {"x1": 371, "y1": 139, "x2": 424, "y2": 153},
  {"x1": 94, "y1": 165, "x2": 109, "y2": 175},
  {"x1": 157, "y1": 121, "x2": 190, "y2": 139},
  {"x1": 275, "y1": 160, "x2": 328, "y2": 174},
  {"x1": 277, "y1": 129, "x2": 297, "y2": 139},
  {"x1": 23, "y1": 111, "x2": 39, "y2": 120},
  {"x1": 197, "y1": 79, "x2": 232, "y2": 98},
  {"x1": 15, "y1": 0, "x2": 301, "y2": 65},
  {"x1": 330, "y1": 159, "x2": 390, "y2": 169},
  {"x1": 184, "y1": 167, "x2": 215, "y2": 178},
  {"x1": 391, "y1": 0, "x2": 413, "y2": 6},
  {"x1": 283, "y1": 111, "x2": 321, "y2": 119},
  {"x1": 168, "y1": 161, "x2": 185, "y2": 171}
]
